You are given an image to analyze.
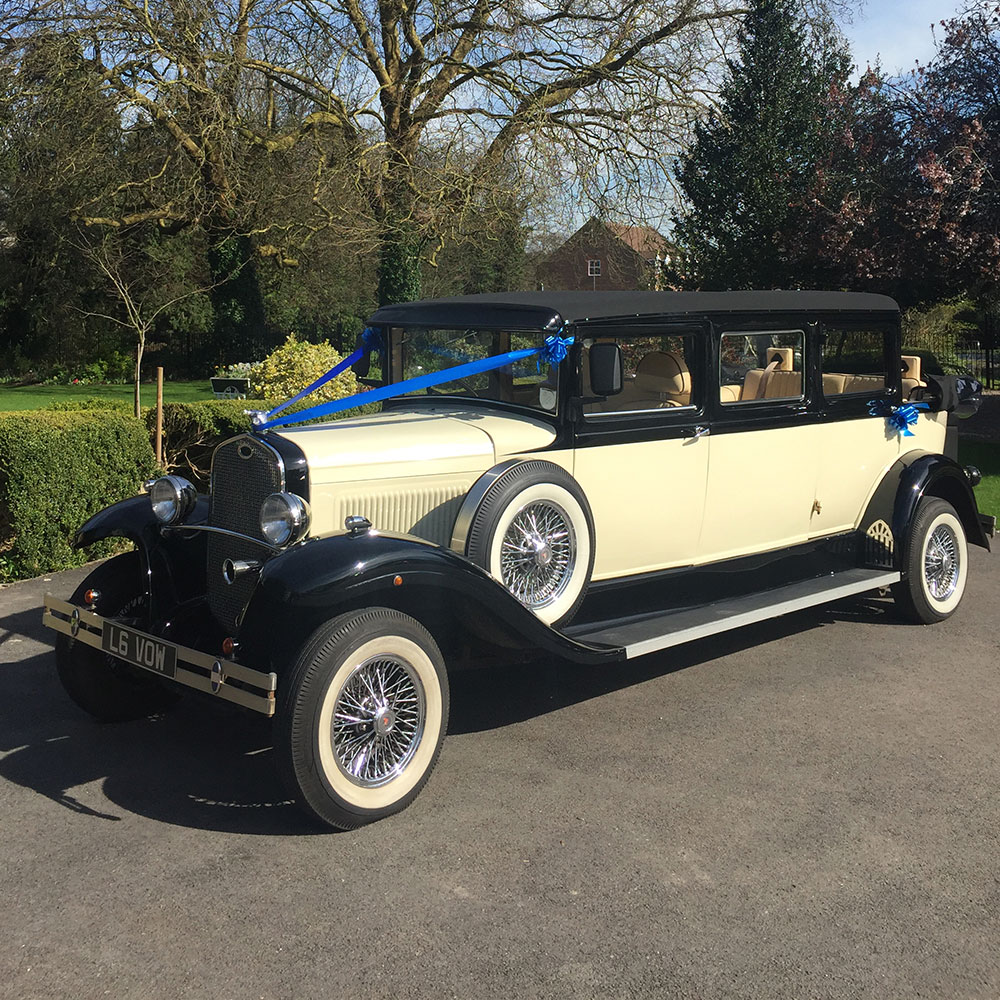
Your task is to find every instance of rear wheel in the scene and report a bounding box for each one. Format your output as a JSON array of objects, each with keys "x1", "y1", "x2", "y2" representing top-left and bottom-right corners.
[
  {"x1": 276, "y1": 608, "x2": 449, "y2": 830},
  {"x1": 892, "y1": 498, "x2": 969, "y2": 624},
  {"x1": 56, "y1": 552, "x2": 180, "y2": 722},
  {"x1": 465, "y1": 462, "x2": 594, "y2": 627}
]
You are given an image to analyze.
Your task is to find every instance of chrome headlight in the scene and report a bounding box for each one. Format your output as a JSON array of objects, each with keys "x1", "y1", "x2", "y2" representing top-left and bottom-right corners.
[
  {"x1": 260, "y1": 492, "x2": 310, "y2": 546},
  {"x1": 149, "y1": 475, "x2": 197, "y2": 525}
]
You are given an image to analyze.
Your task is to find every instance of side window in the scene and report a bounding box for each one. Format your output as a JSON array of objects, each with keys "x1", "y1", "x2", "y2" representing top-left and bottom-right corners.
[
  {"x1": 719, "y1": 331, "x2": 804, "y2": 403},
  {"x1": 584, "y1": 333, "x2": 697, "y2": 415},
  {"x1": 821, "y1": 327, "x2": 888, "y2": 397}
]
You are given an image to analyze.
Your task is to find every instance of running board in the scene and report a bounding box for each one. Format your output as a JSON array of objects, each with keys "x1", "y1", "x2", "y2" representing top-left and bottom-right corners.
[{"x1": 571, "y1": 569, "x2": 900, "y2": 660}]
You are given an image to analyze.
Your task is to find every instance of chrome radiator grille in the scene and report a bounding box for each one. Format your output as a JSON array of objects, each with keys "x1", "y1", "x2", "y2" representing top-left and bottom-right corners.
[{"x1": 207, "y1": 435, "x2": 284, "y2": 629}]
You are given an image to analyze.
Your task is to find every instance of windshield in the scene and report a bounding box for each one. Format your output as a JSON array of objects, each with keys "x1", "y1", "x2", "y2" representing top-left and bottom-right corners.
[{"x1": 392, "y1": 327, "x2": 559, "y2": 413}]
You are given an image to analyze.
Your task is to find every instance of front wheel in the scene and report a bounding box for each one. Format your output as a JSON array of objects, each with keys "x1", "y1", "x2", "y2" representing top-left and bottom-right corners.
[
  {"x1": 892, "y1": 497, "x2": 969, "y2": 624},
  {"x1": 276, "y1": 608, "x2": 449, "y2": 830}
]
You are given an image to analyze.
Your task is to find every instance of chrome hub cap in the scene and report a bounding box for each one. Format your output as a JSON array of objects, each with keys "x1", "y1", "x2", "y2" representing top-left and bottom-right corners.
[
  {"x1": 500, "y1": 501, "x2": 576, "y2": 609},
  {"x1": 331, "y1": 656, "x2": 425, "y2": 788},
  {"x1": 924, "y1": 524, "x2": 960, "y2": 601}
]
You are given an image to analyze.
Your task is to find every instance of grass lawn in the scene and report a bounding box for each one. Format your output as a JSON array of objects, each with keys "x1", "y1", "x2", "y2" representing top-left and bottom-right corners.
[
  {"x1": 0, "y1": 380, "x2": 216, "y2": 411},
  {"x1": 958, "y1": 439, "x2": 1000, "y2": 520}
]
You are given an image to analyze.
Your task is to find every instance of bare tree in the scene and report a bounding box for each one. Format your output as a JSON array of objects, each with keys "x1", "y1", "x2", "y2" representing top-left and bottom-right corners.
[
  {"x1": 244, "y1": 0, "x2": 758, "y2": 300},
  {"x1": 1, "y1": 0, "x2": 758, "y2": 298},
  {"x1": 78, "y1": 235, "x2": 216, "y2": 415}
]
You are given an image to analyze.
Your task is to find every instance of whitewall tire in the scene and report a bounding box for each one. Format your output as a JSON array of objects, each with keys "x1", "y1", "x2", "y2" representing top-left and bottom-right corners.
[
  {"x1": 277, "y1": 608, "x2": 449, "y2": 829},
  {"x1": 464, "y1": 461, "x2": 594, "y2": 627},
  {"x1": 892, "y1": 498, "x2": 969, "y2": 624}
]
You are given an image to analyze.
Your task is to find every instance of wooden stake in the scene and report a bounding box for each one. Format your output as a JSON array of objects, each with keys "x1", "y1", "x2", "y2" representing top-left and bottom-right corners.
[{"x1": 155, "y1": 367, "x2": 164, "y2": 467}]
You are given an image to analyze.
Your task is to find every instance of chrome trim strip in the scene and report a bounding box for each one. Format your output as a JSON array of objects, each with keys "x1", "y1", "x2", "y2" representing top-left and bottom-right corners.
[
  {"x1": 449, "y1": 458, "x2": 526, "y2": 554},
  {"x1": 623, "y1": 571, "x2": 901, "y2": 659},
  {"x1": 159, "y1": 523, "x2": 282, "y2": 552},
  {"x1": 42, "y1": 594, "x2": 278, "y2": 716}
]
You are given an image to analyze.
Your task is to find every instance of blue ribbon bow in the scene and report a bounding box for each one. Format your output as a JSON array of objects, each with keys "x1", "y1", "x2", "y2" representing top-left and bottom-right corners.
[
  {"x1": 868, "y1": 398, "x2": 930, "y2": 437},
  {"x1": 537, "y1": 333, "x2": 573, "y2": 371}
]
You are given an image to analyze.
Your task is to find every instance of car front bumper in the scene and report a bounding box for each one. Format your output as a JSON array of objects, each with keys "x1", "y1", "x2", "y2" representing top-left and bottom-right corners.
[{"x1": 43, "y1": 594, "x2": 278, "y2": 716}]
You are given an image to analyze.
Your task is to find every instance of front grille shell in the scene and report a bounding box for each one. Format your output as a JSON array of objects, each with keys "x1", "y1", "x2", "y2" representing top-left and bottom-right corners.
[{"x1": 207, "y1": 435, "x2": 285, "y2": 629}]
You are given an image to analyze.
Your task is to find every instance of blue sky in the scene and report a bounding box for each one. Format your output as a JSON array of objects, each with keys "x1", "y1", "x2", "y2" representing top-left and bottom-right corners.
[{"x1": 839, "y1": 0, "x2": 965, "y2": 75}]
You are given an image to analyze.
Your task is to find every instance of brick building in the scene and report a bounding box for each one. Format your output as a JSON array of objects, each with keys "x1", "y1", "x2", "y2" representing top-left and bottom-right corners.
[{"x1": 536, "y1": 218, "x2": 676, "y2": 291}]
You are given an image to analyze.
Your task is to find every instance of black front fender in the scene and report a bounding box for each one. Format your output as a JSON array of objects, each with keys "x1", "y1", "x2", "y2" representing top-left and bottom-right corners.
[
  {"x1": 237, "y1": 531, "x2": 618, "y2": 670},
  {"x1": 72, "y1": 494, "x2": 210, "y2": 620}
]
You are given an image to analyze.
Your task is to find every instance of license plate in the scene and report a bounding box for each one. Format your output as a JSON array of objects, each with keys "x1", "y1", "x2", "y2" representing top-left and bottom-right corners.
[{"x1": 102, "y1": 622, "x2": 177, "y2": 679}]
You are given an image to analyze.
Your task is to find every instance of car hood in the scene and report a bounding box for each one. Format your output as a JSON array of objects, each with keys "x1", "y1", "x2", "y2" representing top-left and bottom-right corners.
[{"x1": 275, "y1": 404, "x2": 558, "y2": 485}]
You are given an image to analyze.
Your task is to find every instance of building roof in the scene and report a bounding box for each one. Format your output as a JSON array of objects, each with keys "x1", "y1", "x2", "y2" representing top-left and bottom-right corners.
[
  {"x1": 369, "y1": 290, "x2": 900, "y2": 330},
  {"x1": 605, "y1": 222, "x2": 669, "y2": 259}
]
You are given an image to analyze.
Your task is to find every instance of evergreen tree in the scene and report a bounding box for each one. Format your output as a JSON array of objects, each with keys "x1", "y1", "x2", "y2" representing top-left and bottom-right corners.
[{"x1": 672, "y1": 0, "x2": 850, "y2": 289}]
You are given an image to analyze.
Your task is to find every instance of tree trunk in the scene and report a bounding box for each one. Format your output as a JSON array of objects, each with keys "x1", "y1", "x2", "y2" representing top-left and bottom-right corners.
[
  {"x1": 134, "y1": 331, "x2": 145, "y2": 418},
  {"x1": 207, "y1": 233, "x2": 269, "y2": 364},
  {"x1": 377, "y1": 227, "x2": 423, "y2": 306}
]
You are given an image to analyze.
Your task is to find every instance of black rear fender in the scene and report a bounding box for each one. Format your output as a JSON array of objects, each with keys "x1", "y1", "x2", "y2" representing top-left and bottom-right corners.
[
  {"x1": 861, "y1": 452, "x2": 989, "y2": 572},
  {"x1": 237, "y1": 532, "x2": 617, "y2": 672}
]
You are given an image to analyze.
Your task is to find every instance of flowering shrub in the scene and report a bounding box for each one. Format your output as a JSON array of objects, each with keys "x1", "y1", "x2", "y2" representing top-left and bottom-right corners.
[
  {"x1": 214, "y1": 361, "x2": 258, "y2": 381},
  {"x1": 250, "y1": 334, "x2": 361, "y2": 406}
]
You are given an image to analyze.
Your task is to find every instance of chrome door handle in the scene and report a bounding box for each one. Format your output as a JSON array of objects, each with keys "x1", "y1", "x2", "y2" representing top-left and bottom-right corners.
[{"x1": 684, "y1": 425, "x2": 710, "y2": 440}]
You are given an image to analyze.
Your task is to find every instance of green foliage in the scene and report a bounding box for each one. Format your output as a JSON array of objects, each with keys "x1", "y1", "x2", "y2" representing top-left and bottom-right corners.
[
  {"x1": 672, "y1": 0, "x2": 850, "y2": 289},
  {"x1": 250, "y1": 334, "x2": 362, "y2": 404},
  {"x1": 153, "y1": 399, "x2": 269, "y2": 487},
  {"x1": 0, "y1": 409, "x2": 156, "y2": 581},
  {"x1": 958, "y1": 442, "x2": 1000, "y2": 518},
  {"x1": 902, "y1": 299, "x2": 980, "y2": 375}
]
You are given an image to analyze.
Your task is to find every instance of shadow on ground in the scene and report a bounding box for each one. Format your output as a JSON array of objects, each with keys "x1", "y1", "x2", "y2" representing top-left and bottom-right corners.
[{"x1": 1, "y1": 591, "x2": 905, "y2": 835}]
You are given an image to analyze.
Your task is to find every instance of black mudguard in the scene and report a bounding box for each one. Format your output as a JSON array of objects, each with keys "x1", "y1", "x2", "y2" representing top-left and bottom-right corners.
[
  {"x1": 861, "y1": 452, "x2": 989, "y2": 572},
  {"x1": 237, "y1": 531, "x2": 619, "y2": 672},
  {"x1": 72, "y1": 494, "x2": 210, "y2": 621}
]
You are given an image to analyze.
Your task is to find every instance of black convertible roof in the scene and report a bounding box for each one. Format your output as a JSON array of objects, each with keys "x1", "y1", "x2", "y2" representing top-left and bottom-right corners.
[{"x1": 368, "y1": 290, "x2": 899, "y2": 331}]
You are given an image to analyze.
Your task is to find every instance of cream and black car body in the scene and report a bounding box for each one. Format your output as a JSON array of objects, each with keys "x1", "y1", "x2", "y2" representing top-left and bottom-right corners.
[{"x1": 44, "y1": 290, "x2": 994, "y2": 829}]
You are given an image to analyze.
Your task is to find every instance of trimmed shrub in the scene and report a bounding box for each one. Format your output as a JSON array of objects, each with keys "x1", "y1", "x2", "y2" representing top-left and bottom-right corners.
[
  {"x1": 0, "y1": 410, "x2": 157, "y2": 582},
  {"x1": 251, "y1": 333, "x2": 362, "y2": 404},
  {"x1": 46, "y1": 397, "x2": 134, "y2": 412}
]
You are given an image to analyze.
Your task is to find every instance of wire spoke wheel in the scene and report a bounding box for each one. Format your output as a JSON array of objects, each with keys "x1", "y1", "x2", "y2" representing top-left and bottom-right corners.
[
  {"x1": 331, "y1": 656, "x2": 425, "y2": 788},
  {"x1": 924, "y1": 524, "x2": 960, "y2": 601},
  {"x1": 892, "y1": 497, "x2": 969, "y2": 624},
  {"x1": 498, "y1": 500, "x2": 576, "y2": 610},
  {"x1": 277, "y1": 608, "x2": 448, "y2": 829}
]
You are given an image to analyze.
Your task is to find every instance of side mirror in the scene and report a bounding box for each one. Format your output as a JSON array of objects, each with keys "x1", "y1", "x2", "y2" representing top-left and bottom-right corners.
[{"x1": 589, "y1": 343, "x2": 623, "y2": 397}]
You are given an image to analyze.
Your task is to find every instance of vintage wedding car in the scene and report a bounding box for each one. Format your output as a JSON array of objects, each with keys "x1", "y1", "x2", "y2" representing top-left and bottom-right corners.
[{"x1": 44, "y1": 290, "x2": 993, "y2": 829}]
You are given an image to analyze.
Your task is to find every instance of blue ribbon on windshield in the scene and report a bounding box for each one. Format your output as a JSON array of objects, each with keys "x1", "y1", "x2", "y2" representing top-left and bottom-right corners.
[
  {"x1": 867, "y1": 398, "x2": 930, "y2": 437},
  {"x1": 252, "y1": 328, "x2": 573, "y2": 431}
]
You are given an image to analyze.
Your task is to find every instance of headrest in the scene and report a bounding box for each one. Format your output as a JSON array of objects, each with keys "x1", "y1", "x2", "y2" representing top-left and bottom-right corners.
[
  {"x1": 635, "y1": 351, "x2": 690, "y2": 395},
  {"x1": 764, "y1": 346, "x2": 794, "y2": 371},
  {"x1": 901, "y1": 355, "x2": 922, "y2": 382}
]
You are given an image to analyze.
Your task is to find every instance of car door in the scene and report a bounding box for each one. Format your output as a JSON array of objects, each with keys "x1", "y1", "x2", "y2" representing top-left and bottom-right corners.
[
  {"x1": 698, "y1": 323, "x2": 822, "y2": 560},
  {"x1": 571, "y1": 324, "x2": 710, "y2": 581},
  {"x1": 809, "y1": 319, "x2": 919, "y2": 538}
]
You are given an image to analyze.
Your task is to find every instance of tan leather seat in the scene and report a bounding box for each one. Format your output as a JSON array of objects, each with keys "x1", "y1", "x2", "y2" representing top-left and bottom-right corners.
[
  {"x1": 841, "y1": 373, "x2": 886, "y2": 394},
  {"x1": 822, "y1": 373, "x2": 847, "y2": 395},
  {"x1": 630, "y1": 350, "x2": 692, "y2": 406},
  {"x1": 740, "y1": 366, "x2": 803, "y2": 400}
]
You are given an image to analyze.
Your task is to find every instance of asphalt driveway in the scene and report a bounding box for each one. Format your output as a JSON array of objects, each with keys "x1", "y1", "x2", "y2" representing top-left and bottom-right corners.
[{"x1": 2, "y1": 552, "x2": 998, "y2": 999}]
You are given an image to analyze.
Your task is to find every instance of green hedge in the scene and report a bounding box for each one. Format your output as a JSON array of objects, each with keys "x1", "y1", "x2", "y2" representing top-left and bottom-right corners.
[{"x1": 0, "y1": 410, "x2": 157, "y2": 582}]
